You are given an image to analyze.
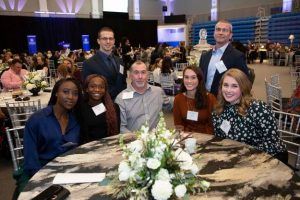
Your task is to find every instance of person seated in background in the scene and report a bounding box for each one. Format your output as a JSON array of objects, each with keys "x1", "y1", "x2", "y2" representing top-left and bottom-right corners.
[
  {"x1": 62, "y1": 57, "x2": 82, "y2": 83},
  {"x1": 79, "y1": 74, "x2": 119, "y2": 143},
  {"x1": 285, "y1": 77, "x2": 300, "y2": 114},
  {"x1": 0, "y1": 58, "x2": 28, "y2": 91},
  {"x1": 152, "y1": 58, "x2": 162, "y2": 86},
  {"x1": 173, "y1": 66, "x2": 217, "y2": 134},
  {"x1": 115, "y1": 60, "x2": 172, "y2": 133},
  {"x1": 57, "y1": 63, "x2": 72, "y2": 80},
  {"x1": 212, "y1": 69, "x2": 288, "y2": 164},
  {"x1": 33, "y1": 55, "x2": 48, "y2": 75}
]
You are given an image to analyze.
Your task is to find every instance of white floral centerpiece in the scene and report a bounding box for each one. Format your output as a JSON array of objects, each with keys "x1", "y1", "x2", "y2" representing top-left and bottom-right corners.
[
  {"x1": 23, "y1": 71, "x2": 48, "y2": 95},
  {"x1": 0, "y1": 63, "x2": 9, "y2": 74},
  {"x1": 110, "y1": 113, "x2": 209, "y2": 200}
]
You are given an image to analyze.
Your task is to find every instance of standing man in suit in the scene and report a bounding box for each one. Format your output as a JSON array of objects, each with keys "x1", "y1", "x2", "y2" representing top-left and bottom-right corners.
[
  {"x1": 83, "y1": 27, "x2": 127, "y2": 100},
  {"x1": 199, "y1": 19, "x2": 249, "y2": 96}
]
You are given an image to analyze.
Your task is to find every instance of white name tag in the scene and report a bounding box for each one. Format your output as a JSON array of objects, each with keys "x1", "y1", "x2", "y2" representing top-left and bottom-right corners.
[
  {"x1": 187, "y1": 111, "x2": 198, "y2": 121},
  {"x1": 220, "y1": 120, "x2": 231, "y2": 134},
  {"x1": 92, "y1": 103, "x2": 106, "y2": 116},
  {"x1": 122, "y1": 91, "x2": 134, "y2": 99},
  {"x1": 119, "y1": 65, "x2": 124, "y2": 74},
  {"x1": 215, "y1": 61, "x2": 227, "y2": 74}
]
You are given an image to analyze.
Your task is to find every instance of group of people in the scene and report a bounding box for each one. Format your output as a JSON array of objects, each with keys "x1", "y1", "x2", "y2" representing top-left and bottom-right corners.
[{"x1": 10, "y1": 20, "x2": 288, "y2": 197}]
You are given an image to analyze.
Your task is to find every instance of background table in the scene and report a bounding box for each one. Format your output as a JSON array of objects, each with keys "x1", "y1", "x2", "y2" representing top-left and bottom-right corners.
[
  {"x1": 19, "y1": 133, "x2": 300, "y2": 200},
  {"x1": 0, "y1": 91, "x2": 51, "y2": 108}
]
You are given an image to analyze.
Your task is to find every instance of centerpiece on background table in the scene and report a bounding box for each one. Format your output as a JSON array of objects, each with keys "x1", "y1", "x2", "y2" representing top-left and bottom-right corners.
[
  {"x1": 109, "y1": 113, "x2": 210, "y2": 200},
  {"x1": 23, "y1": 71, "x2": 48, "y2": 96}
]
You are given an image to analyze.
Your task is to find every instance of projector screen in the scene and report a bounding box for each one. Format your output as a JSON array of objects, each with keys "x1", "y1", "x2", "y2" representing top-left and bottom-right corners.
[
  {"x1": 103, "y1": 0, "x2": 128, "y2": 13},
  {"x1": 157, "y1": 24, "x2": 187, "y2": 47}
]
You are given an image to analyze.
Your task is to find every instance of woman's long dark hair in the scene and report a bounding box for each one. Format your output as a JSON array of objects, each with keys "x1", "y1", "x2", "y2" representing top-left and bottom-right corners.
[
  {"x1": 48, "y1": 78, "x2": 83, "y2": 117},
  {"x1": 83, "y1": 74, "x2": 118, "y2": 136},
  {"x1": 180, "y1": 66, "x2": 208, "y2": 109},
  {"x1": 161, "y1": 57, "x2": 173, "y2": 73}
]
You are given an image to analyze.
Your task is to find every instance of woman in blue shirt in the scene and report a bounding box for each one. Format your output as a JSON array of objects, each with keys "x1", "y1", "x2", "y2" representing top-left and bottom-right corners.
[{"x1": 23, "y1": 78, "x2": 83, "y2": 177}]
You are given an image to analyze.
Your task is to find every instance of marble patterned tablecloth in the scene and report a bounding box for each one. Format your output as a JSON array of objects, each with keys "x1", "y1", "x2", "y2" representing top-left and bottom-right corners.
[{"x1": 18, "y1": 133, "x2": 300, "y2": 200}]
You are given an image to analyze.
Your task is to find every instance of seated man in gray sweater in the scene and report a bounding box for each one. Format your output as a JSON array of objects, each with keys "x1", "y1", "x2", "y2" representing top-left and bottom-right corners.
[{"x1": 115, "y1": 60, "x2": 172, "y2": 133}]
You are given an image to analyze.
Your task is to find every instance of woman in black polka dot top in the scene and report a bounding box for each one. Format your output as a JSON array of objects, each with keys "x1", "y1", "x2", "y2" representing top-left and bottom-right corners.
[{"x1": 212, "y1": 69, "x2": 287, "y2": 164}]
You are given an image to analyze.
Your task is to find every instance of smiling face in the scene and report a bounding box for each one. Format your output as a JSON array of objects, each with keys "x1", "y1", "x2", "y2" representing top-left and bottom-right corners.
[
  {"x1": 221, "y1": 75, "x2": 242, "y2": 104},
  {"x1": 55, "y1": 81, "x2": 79, "y2": 110},
  {"x1": 130, "y1": 62, "x2": 148, "y2": 93},
  {"x1": 86, "y1": 76, "x2": 105, "y2": 104},
  {"x1": 214, "y1": 21, "x2": 232, "y2": 48},
  {"x1": 183, "y1": 69, "x2": 199, "y2": 93},
  {"x1": 97, "y1": 30, "x2": 115, "y2": 54}
]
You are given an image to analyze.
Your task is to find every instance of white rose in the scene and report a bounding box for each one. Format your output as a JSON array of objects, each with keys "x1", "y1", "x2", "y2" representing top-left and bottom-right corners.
[
  {"x1": 128, "y1": 140, "x2": 143, "y2": 153},
  {"x1": 133, "y1": 157, "x2": 146, "y2": 170},
  {"x1": 156, "y1": 168, "x2": 170, "y2": 181},
  {"x1": 26, "y1": 83, "x2": 36, "y2": 90},
  {"x1": 151, "y1": 180, "x2": 173, "y2": 200},
  {"x1": 147, "y1": 158, "x2": 160, "y2": 170},
  {"x1": 191, "y1": 163, "x2": 199, "y2": 175},
  {"x1": 174, "y1": 184, "x2": 187, "y2": 198},
  {"x1": 200, "y1": 180, "x2": 210, "y2": 191},
  {"x1": 118, "y1": 161, "x2": 131, "y2": 173},
  {"x1": 119, "y1": 171, "x2": 130, "y2": 181},
  {"x1": 33, "y1": 75, "x2": 41, "y2": 81},
  {"x1": 41, "y1": 81, "x2": 48, "y2": 86},
  {"x1": 175, "y1": 148, "x2": 193, "y2": 170}
]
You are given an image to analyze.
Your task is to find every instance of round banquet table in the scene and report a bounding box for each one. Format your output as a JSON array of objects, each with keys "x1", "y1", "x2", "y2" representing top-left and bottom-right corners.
[
  {"x1": 0, "y1": 91, "x2": 51, "y2": 108},
  {"x1": 18, "y1": 133, "x2": 300, "y2": 200}
]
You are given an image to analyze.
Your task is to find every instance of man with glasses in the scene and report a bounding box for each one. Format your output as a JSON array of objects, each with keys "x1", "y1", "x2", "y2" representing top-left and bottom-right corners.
[
  {"x1": 199, "y1": 19, "x2": 249, "y2": 96},
  {"x1": 115, "y1": 60, "x2": 172, "y2": 133},
  {"x1": 83, "y1": 27, "x2": 126, "y2": 100}
]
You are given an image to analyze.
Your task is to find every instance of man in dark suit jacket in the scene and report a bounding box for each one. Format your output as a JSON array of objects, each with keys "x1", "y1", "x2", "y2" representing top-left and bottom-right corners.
[
  {"x1": 83, "y1": 27, "x2": 126, "y2": 100},
  {"x1": 199, "y1": 19, "x2": 249, "y2": 96}
]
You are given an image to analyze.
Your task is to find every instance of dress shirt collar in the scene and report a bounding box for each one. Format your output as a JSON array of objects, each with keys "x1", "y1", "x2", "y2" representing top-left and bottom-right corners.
[
  {"x1": 213, "y1": 42, "x2": 229, "y2": 54},
  {"x1": 128, "y1": 83, "x2": 152, "y2": 94},
  {"x1": 97, "y1": 50, "x2": 113, "y2": 59}
]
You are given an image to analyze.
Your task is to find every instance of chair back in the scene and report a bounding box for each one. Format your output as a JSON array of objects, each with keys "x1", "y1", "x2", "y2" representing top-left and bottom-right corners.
[
  {"x1": 76, "y1": 62, "x2": 83, "y2": 71},
  {"x1": 273, "y1": 110, "x2": 300, "y2": 170},
  {"x1": 6, "y1": 99, "x2": 41, "y2": 128},
  {"x1": 277, "y1": 52, "x2": 286, "y2": 66},
  {"x1": 295, "y1": 55, "x2": 300, "y2": 67},
  {"x1": 270, "y1": 74, "x2": 280, "y2": 87},
  {"x1": 265, "y1": 79, "x2": 282, "y2": 111},
  {"x1": 5, "y1": 126, "x2": 25, "y2": 172},
  {"x1": 175, "y1": 62, "x2": 188, "y2": 71},
  {"x1": 148, "y1": 71, "x2": 154, "y2": 85},
  {"x1": 290, "y1": 71, "x2": 300, "y2": 91},
  {"x1": 268, "y1": 51, "x2": 274, "y2": 65},
  {"x1": 160, "y1": 73, "x2": 175, "y2": 96}
]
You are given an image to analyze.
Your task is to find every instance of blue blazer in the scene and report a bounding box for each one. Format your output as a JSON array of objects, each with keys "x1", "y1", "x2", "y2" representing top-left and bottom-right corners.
[
  {"x1": 83, "y1": 51, "x2": 127, "y2": 100},
  {"x1": 199, "y1": 44, "x2": 249, "y2": 96}
]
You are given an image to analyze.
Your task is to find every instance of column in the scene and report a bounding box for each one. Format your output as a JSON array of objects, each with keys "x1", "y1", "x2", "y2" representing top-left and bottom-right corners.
[
  {"x1": 133, "y1": 0, "x2": 140, "y2": 20},
  {"x1": 91, "y1": 0, "x2": 101, "y2": 18},
  {"x1": 38, "y1": 0, "x2": 49, "y2": 17}
]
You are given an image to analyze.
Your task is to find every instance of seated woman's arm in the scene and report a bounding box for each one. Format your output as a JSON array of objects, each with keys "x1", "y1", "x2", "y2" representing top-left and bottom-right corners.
[{"x1": 23, "y1": 120, "x2": 42, "y2": 177}]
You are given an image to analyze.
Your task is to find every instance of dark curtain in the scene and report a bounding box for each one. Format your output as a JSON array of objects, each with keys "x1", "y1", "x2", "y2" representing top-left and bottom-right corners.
[{"x1": 0, "y1": 16, "x2": 157, "y2": 54}]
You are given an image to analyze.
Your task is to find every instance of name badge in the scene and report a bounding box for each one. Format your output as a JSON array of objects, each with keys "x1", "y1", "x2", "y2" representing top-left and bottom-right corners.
[
  {"x1": 119, "y1": 65, "x2": 124, "y2": 74},
  {"x1": 92, "y1": 103, "x2": 106, "y2": 116},
  {"x1": 215, "y1": 61, "x2": 227, "y2": 74},
  {"x1": 122, "y1": 91, "x2": 134, "y2": 99},
  {"x1": 220, "y1": 120, "x2": 231, "y2": 134},
  {"x1": 187, "y1": 111, "x2": 198, "y2": 121}
]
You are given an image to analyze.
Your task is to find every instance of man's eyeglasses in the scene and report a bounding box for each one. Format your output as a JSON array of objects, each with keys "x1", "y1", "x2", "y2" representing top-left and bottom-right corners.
[
  {"x1": 99, "y1": 37, "x2": 115, "y2": 41},
  {"x1": 215, "y1": 27, "x2": 231, "y2": 33}
]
